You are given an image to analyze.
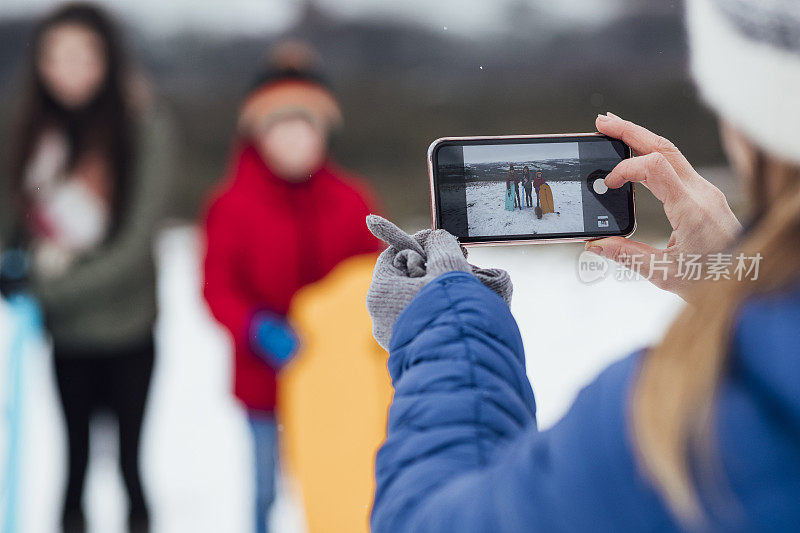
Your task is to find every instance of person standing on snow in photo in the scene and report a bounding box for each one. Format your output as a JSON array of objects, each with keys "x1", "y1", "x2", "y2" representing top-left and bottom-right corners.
[
  {"x1": 532, "y1": 169, "x2": 546, "y2": 203},
  {"x1": 532, "y1": 169, "x2": 555, "y2": 218},
  {"x1": 0, "y1": 4, "x2": 174, "y2": 532},
  {"x1": 202, "y1": 41, "x2": 382, "y2": 533},
  {"x1": 504, "y1": 163, "x2": 516, "y2": 211},
  {"x1": 507, "y1": 163, "x2": 521, "y2": 209},
  {"x1": 522, "y1": 165, "x2": 533, "y2": 207}
]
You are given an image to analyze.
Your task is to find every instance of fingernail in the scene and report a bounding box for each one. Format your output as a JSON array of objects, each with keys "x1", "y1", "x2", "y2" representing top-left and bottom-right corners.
[
  {"x1": 606, "y1": 111, "x2": 621, "y2": 120},
  {"x1": 596, "y1": 113, "x2": 609, "y2": 122},
  {"x1": 586, "y1": 245, "x2": 604, "y2": 257}
]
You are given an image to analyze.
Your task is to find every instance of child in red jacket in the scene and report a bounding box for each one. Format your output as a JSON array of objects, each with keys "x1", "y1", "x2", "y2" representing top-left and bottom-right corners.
[{"x1": 202, "y1": 42, "x2": 381, "y2": 533}]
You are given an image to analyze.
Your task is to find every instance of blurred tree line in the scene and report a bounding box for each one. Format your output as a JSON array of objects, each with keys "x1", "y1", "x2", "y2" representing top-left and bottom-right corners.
[{"x1": 0, "y1": 2, "x2": 724, "y2": 233}]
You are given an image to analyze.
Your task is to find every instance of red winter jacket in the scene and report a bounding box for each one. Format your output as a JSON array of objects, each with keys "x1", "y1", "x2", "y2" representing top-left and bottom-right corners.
[{"x1": 203, "y1": 144, "x2": 382, "y2": 412}]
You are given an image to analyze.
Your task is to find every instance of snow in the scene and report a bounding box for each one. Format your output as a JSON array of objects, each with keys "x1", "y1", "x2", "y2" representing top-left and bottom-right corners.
[
  {"x1": 0, "y1": 225, "x2": 683, "y2": 531},
  {"x1": 466, "y1": 180, "x2": 584, "y2": 237}
]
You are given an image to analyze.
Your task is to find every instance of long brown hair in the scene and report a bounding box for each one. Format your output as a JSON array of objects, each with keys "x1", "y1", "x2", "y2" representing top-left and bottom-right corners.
[
  {"x1": 8, "y1": 2, "x2": 134, "y2": 234},
  {"x1": 632, "y1": 151, "x2": 800, "y2": 525}
]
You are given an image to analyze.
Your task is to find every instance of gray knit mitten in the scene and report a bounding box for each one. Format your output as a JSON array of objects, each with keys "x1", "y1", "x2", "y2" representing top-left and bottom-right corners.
[{"x1": 366, "y1": 215, "x2": 512, "y2": 350}]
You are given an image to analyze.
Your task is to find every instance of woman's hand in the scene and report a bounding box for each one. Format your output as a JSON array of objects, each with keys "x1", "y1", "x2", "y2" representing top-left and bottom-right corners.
[
  {"x1": 587, "y1": 113, "x2": 742, "y2": 299},
  {"x1": 365, "y1": 215, "x2": 512, "y2": 349}
]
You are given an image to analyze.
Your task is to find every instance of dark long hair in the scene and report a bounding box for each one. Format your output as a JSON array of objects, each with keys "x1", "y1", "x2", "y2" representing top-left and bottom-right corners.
[{"x1": 8, "y1": 2, "x2": 134, "y2": 233}]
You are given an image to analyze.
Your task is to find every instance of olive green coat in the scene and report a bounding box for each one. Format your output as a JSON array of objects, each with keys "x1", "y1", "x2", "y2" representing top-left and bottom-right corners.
[{"x1": 0, "y1": 106, "x2": 175, "y2": 352}]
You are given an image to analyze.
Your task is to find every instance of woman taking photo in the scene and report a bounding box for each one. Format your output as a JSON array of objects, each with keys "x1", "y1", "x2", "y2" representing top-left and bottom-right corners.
[
  {"x1": 0, "y1": 4, "x2": 173, "y2": 532},
  {"x1": 365, "y1": 0, "x2": 800, "y2": 530}
]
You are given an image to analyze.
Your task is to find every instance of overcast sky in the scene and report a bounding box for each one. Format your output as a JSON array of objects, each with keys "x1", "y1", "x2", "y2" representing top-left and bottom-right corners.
[
  {"x1": 463, "y1": 142, "x2": 579, "y2": 166},
  {"x1": 0, "y1": 0, "x2": 626, "y2": 36}
]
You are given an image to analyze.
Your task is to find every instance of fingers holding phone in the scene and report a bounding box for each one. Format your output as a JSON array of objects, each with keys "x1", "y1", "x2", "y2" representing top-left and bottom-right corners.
[
  {"x1": 427, "y1": 115, "x2": 742, "y2": 299},
  {"x1": 590, "y1": 113, "x2": 743, "y2": 299},
  {"x1": 595, "y1": 112, "x2": 698, "y2": 178}
]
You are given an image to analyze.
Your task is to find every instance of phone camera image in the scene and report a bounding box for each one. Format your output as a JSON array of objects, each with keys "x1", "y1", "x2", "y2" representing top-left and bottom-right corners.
[{"x1": 430, "y1": 135, "x2": 634, "y2": 243}]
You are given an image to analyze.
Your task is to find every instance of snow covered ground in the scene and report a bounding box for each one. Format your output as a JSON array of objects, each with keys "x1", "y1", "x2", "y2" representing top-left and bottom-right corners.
[
  {"x1": 0, "y1": 225, "x2": 683, "y2": 532},
  {"x1": 466, "y1": 180, "x2": 584, "y2": 237}
]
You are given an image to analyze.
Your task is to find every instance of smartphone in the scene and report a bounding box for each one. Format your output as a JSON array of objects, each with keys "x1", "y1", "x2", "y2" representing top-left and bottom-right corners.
[{"x1": 428, "y1": 133, "x2": 635, "y2": 245}]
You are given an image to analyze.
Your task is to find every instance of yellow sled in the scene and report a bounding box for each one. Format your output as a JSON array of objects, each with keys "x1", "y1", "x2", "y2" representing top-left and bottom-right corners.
[
  {"x1": 280, "y1": 253, "x2": 392, "y2": 533},
  {"x1": 539, "y1": 183, "x2": 555, "y2": 214}
]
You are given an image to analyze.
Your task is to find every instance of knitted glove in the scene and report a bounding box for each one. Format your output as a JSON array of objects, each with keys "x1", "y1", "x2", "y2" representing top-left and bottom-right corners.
[
  {"x1": 366, "y1": 215, "x2": 512, "y2": 350},
  {"x1": 250, "y1": 312, "x2": 300, "y2": 369}
]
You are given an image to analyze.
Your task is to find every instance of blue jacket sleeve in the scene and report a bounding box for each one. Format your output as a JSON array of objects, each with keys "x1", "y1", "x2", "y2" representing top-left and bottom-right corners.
[{"x1": 372, "y1": 272, "x2": 677, "y2": 533}]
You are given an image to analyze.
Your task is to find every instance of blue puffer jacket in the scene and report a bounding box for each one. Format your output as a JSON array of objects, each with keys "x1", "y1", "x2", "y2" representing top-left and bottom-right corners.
[{"x1": 372, "y1": 271, "x2": 800, "y2": 532}]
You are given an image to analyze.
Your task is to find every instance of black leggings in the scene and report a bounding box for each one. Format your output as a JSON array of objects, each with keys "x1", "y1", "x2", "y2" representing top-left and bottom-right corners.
[{"x1": 54, "y1": 338, "x2": 154, "y2": 532}]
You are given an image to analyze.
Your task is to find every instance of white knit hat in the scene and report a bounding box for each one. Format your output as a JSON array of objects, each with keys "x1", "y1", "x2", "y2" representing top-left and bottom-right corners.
[{"x1": 687, "y1": 0, "x2": 800, "y2": 164}]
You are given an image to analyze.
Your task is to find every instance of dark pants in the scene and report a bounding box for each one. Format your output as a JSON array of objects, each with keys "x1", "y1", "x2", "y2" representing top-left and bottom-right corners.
[
  {"x1": 525, "y1": 188, "x2": 533, "y2": 207},
  {"x1": 514, "y1": 186, "x2": 521, "y2": 208},
  {"x1": 54, "y1": 337, "x2": 154, "y2": 533}
]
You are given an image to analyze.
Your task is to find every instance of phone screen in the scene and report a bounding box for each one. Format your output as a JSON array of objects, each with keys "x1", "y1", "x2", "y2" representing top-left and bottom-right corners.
[{"x1": 431, "y1": 135, "x2": 634, "y2": 243}]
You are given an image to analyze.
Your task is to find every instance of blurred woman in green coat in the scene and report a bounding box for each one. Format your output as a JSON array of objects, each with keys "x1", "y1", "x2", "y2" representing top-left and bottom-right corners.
[{"x1": 0, "y1": 4, "x2": 174, "y2": 531}]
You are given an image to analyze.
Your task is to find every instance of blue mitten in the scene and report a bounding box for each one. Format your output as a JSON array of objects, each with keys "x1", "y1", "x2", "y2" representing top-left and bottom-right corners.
[{"x1": 250, "y1": 312, "x2": 300, "y2": 369}]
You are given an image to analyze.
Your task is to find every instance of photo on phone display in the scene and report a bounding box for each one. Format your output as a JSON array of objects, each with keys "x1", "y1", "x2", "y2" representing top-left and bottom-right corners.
[{"x1": 429, "y1": 134, "x2": 635, "y2": 243}]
